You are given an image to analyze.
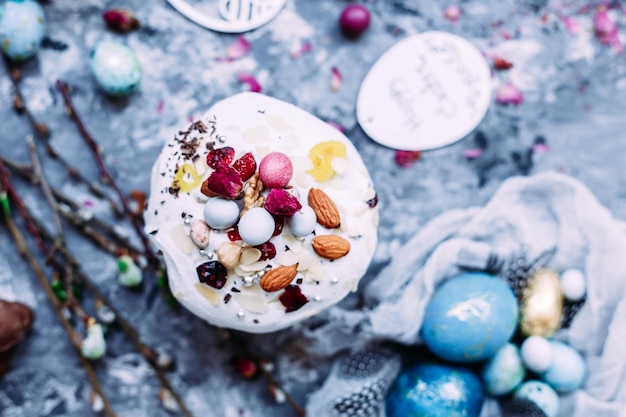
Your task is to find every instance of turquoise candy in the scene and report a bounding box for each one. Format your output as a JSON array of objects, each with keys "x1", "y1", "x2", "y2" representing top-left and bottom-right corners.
[
  {"x1": 481, "y1": 343, "x2": 526, "y2": 396},
  {"x1": 540, "y1": 341, "x2": 586, "y2": 393},
  {"x1": 89, "y1": 40, "x2": 142, "y2": 96},
  {"x1": 0, "y1": 0, "x2": 46, "y2": 61},
  {"x1": 422, "y1": 272, "x2": 519, "y2": 362},
  {"x1": 386, "y1": 362, "x2": 484, "y2": 417},
  {"x1": 515, "y1": 380, "x2": 559, "y2": 417}
]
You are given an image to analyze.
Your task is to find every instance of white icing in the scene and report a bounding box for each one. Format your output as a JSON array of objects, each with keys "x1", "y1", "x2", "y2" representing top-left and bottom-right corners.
[{"x1": 145, "y1": 93, "x2": 378, "y2": 333}]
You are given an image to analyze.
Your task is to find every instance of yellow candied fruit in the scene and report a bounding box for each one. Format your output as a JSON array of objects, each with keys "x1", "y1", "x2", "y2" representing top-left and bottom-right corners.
[
  {"x1": 307, "y1": 140, "x2": 347, "y2": 182},
  {"x1": 172, "y1": 163, "x2": 202, "y2": 193}
]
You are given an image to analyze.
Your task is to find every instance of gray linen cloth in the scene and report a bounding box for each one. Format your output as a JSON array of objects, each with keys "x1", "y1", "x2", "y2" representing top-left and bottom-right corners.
[{"x1": 304, "y1": 172, "x2": 626, "y2": 417}]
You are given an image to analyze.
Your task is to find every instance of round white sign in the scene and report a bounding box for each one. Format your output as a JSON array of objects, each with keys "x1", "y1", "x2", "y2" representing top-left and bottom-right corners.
[
  {"x1": 356, "y1": 31, "x2": 492, "y2": 151},
  {"x1": 167, "y1": 0, "x2": 286, "y2": 33}
]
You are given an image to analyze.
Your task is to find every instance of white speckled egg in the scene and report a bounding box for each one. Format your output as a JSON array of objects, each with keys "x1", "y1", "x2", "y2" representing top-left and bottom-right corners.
[
  {"x1": 560, "y1": 269, "x2": 586, "y2": 302},
  {"x1": 520, "y1": 335, "x2": 553, "y2": 373},
  {"x1": 540, "y1": 341, "x2": 586, "y2": 393},
  {"x1": 238, "y1": 207, "x2": 274, "y2": 245},
  {"x1": 287, "y1": 205, "x2": 316, "y2": 237},
  {"x1": 203, "y1": 198, "x2": 240, "y2": 230},
  {"x1": 89, "y1": 40, "x2": 142, "y2": 96},
  {"x1": 515, "y1": 381, "x2": 559, "y2": 417},
  {"x1": 482, "y1": 343, "x2": 525, "y2": 396},
  {"x1": 0, "y1": 0, "x2": 46, "y2": 61}
]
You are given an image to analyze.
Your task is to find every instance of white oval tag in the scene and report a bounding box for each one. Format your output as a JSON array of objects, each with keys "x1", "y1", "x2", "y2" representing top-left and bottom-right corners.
[
  {"x1": 167, "y1": 0, "x2": 286, "y2": 33},
  {"x1": 357, "y1": 31, "x2": 492, "y2": 151}
]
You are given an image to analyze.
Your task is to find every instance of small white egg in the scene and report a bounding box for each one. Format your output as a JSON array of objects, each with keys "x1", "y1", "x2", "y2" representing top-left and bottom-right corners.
[
  {"x1": 203, "y1": 198, "x2": 240, "y2": 230},
  {"x1": 238, "y1": 207, "x2": 274, "y2": 245},
  {"x1": 521, "y1": 335, "x2": 553, "y2": 373},
  {"x1": 287, "y1": 205, "x2": 317, "y2": 237},
  {"x1": 560, "y1": 269, "x2": 586, "y2": 302}
]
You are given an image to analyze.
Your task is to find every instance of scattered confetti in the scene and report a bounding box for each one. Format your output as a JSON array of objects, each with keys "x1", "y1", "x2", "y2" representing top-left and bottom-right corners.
[
  {"x1": 238, "y1": 72, "x2": 262, "y2": 93},
  {"x1": 463, "y1": 148, "x2": 484, "y2": 159},
  {"x1": 331, "y1": 67, "x2": 342, "y2": 92},
  {"x1": 443, "y1": 5, "x2": 461, "y2": 23},
  {"x1": 496, "y1": 82, "x2": 524, "y2": 105}
]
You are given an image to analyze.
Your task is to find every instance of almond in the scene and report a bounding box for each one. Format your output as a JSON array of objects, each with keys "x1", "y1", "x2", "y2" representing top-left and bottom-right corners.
[
  {"x1": 312, "y1": 235, "x2": 350, "y2": 260},
  {"x1": 308, "y1": 188, "x2": 340, "y2": 228},
  {"x1": 260, "y1": 264, "x2": 299, "y2": 292}
]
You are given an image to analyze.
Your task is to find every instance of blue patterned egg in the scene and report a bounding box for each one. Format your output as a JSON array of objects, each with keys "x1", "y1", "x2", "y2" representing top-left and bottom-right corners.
[
  {"x1": 89, "y1": 40, "x2": 142, "y2": 96},
  {"x1": 0, "y1": 0, "x2": 46, "y2": 61},
  {"x1": 540, "y1": 341, "x2": 586, "y2": 393},
  {"x1": 481, "y1": 343, "x2": 525, "y2": 396},
  {"x1": 515, "y1": 380, "x2": 559, "y2": 417},
  {"x1": 422, "y1": 272, "x2": 519, "y2": 362},
  {"x1": 386, "y1": 362, "x2": 484, "y2": 417}
]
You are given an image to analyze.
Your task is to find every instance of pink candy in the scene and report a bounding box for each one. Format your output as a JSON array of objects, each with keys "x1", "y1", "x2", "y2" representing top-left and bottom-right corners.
[{"x1": 259, "y1": 152, "x2": 293, "y2": 188}]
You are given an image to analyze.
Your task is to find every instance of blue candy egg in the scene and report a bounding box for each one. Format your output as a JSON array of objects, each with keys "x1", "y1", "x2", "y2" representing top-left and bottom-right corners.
[
  {"x1": 540, "y1": 341, "x2": 586, "y2": 393},
  {"x1": 386, "y1": 362, "x2": 484, "y2": 417},
  {"x1": 481, "y1": 343, "x2": 525, "y2": 396},
  {"x1": 515, "y1": 380, "x2": 559, "y2": 417},
  {"x1": 89, "y1": 40, "x2": 142, "y2": 96},
  {"x1": 0, "y1": 0, "x2": 46, "y2": 61},
  {"x1": 422, "y1": 272, "x2": 519, "y2": 362}
]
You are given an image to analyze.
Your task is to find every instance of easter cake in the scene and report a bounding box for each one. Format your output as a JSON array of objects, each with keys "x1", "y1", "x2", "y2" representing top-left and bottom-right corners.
[{"x1": 145, "y1": 92, "x2": 378, "y2": 333}]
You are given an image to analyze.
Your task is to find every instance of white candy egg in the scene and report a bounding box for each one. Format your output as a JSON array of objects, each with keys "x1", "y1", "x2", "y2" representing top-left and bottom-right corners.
[
  {"x1": 560, "y1": 269, "x2": 586, "y2": 302},
  {"x1": 521, "y1": 335, "x2": 553, "y2": 373},
  {"x1": 238, "y1": 207, "x2": 274, "y2": 245},
  {"x1": 203, "y1": 198, "x2": 240, "y2": 230},
  {"x1": 287, "y1": 205, "x2": 316, "y2": 237}
]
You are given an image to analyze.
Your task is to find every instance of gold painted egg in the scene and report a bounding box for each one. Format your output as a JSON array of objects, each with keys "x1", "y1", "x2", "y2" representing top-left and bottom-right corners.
[{"x1": 520, "y1": 269, "x2": 563, "y2": 337}]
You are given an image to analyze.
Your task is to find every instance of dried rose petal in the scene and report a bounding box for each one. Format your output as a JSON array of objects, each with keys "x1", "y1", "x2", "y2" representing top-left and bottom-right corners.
[
  {"x1": 103, "y1": 9, "x2": 140, "y2": 33},
  {"x1": 331, "y1": 67, "x2": 342, "y2": 92},
  {"x1": 443, "y1": 5, "x2": 461, "y2": 23},
  {"x1": 496, "y1": 83, "x2": 524, "y2": 105},
  {"x1": 279, "y1": 285, "x2": 308, "y2": 313},
  {"x1": 205, "y1": 165, "x2": 243, "y2": 199},
  {"x1": 226, "y1": 36, "x2": 251, "y2": 60},
  {"x1": 463, "y1": 148, "x2": 484, "y2": 159},
  {"x1": 394, "y1": 150, "x2": 422, "y2": 167},
  {"x1": 264, "y1": 189, "x2": 302, "y2": 218},
  {"x1": 238, "y1": 72, "x2": 262, "y2": 93},
  {"x1": 493, "y1": 57, "x2": 513, "y2": 70}
]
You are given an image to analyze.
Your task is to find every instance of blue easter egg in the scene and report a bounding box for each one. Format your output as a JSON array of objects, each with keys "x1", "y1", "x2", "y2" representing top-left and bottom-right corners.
[
  {"x1": 422, "y1": 272, "x2": 519, "y2": 363},
  {"x1": 0, "y1": 0, "x2": 46, "y2": 61},
  {"x1": 481, "y1": 343, "x2": 525, "y2": 396},
  {"x1": 540, "y1": 341, "x2": 586, "y2": 393},
  {"x1": 386, "y1": 362, "x2": 484, "y2": 417},
  {"x1": 515, "y1": 380, "x2": 559, "y2": 417},
  {"x1": 89, "y1": 40, "x2": 142, "y2": 96}
]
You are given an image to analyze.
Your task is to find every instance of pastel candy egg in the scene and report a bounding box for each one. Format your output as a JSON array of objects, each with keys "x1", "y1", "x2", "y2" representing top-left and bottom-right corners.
[
  {"x1": 203, "y1": 198, "x2": 240, "y2": 230},
  {"x1": 386, "y1": 362, "x2": 484, "y2": 417},
  {"x1": 540, "y1": 341, "x2": 586, "y2": 393},
  {"x1": 520, "y1": 335, "x2": 553, "y2": 373},
  {"x1": 89, "y1": 40, "x2": 142, "y2": 96},
  {"x1": 259, "y1": 152, "x2": 293, "y2": 188},
  {"x1": 422, "y1": 272, "x2": 519, "y2": 363},
  {"x1": 0, "y1": 0, "x2": 46, "y2": 61},
  {"x1": 238, "y1": 207, "x2": 274, "y2": 245},
  {"x1": 287, "y1": 205, "x2": 316, "y2": 237},
  {"x1": 481, "y1": 343, "x2": 525, "y2": 396},
  {"x1": 560, "y1": 269, "x2": 586, "y2": 302},
  {"x1": 515, "y1": 381, "x2": 559, "y2": 417}
]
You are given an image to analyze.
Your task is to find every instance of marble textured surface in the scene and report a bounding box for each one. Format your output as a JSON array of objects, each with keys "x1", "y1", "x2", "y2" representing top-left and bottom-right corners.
[{"x1": 2, "y1": 0, "x2": 626, "y2": 416}]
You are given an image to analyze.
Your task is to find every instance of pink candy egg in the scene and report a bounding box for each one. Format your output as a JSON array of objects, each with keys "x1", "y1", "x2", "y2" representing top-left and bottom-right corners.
[{"x1": 259, "y1": 152, "x2": 293, "y2": 188}]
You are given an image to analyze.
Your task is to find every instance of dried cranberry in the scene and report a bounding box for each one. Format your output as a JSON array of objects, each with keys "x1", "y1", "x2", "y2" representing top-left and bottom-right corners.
[
  {"x1": 493, "y1": 57, "x2": 514, "y2": 70},
  {"x1": 272, "y1": 217, "x2": 284, "y2": 237},
  {"x1": 279, "y1": 285, "x2": 308, "y2": 313},
  {"x1": 394, "y1": 150, "x2": 422, "y2": 167},
  {"x1": 228, "y1": 227, "x2": 242, "y2": 242},
  {"x1": 233, "y1": 152, "x2": 257, "y2": 181},
  {"x1": 196, "y1": 261, "x2": 228, "y2": 289},
  {"x1": 232, "y1": 356, "x2": 258, "y2": 379},
  {"x1": 206, "y1": 146, "x2": 235, "y2": 169},
  {"x1": 256, "y1": 241, "x2": 277, "y2": 261},
  {"x1": 366, "y1": 194, "x2": 378, "y2": 208}
]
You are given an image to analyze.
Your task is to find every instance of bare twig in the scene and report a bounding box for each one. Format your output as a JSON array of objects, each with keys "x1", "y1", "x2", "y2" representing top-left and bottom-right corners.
[
  {"x1": 55, "y1": 80, "x2": 160, "y2": 269},
  {"x1": 0, "y1": 184, "x2": 118, "y2": 417}
]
